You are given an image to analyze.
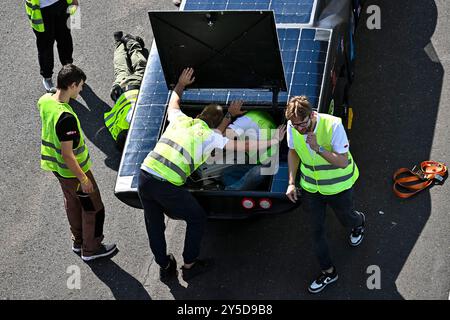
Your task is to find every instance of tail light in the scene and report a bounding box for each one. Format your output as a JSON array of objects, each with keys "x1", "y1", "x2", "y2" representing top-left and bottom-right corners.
[
  {"x1": 241, "y1": 198, "x2": 255, "y2": 209},
  {"x1": 259, "y1": 198, "x2": 272, "y2": 209}
]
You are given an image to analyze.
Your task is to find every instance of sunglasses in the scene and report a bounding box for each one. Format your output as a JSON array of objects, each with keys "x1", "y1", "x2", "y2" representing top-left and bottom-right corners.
[{"x1": 290, "y1": 117, "x2": 310, "y2": 128}]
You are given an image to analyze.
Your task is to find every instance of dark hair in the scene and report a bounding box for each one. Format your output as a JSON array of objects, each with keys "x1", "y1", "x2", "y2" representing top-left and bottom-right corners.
[
  {"x1": 56, "y1": 64, "x2": 87, "y2": 90},
  {"x1": 197, "y1": 104, "x2": 224, "y2": 128}
]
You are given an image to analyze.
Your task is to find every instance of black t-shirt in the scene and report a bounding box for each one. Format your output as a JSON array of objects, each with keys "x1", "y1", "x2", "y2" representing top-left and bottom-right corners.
[{"x1": 55, "y1": 112, "x2": 80, "y2": 147}]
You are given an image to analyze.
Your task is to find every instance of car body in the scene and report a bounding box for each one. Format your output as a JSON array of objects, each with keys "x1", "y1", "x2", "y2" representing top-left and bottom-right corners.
[{"x1": 114, "y1": 0, "x2": 364, "y2": 218}]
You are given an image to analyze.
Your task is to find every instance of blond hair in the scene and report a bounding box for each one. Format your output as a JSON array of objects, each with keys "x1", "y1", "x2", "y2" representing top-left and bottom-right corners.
[{"x1": 285, "y1": 96, "x2": 312, "y2": 121}]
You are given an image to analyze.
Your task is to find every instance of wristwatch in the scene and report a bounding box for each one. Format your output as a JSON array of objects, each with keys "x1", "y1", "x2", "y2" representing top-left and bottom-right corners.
[
  {"x1": 318, "y1": 145, "x2": 325, "y2": 153},
  {"x1": 225, "y1": 112, "x2": 233, "y2": 120}
]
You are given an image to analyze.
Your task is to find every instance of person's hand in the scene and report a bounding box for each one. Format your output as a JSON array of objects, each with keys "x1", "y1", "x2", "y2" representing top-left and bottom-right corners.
[
  {"x1": 178, "y1": 68, "x2": 195, "y2": 87},
  {"x1": 72, "y1": 0, "x2": 79, "y2": 5},
  {"x1": 228, "y1": 100, "x2": 246, "y2": 117},
  {"x1": 306, "y1": 132, "x2": 319, "y2": 152},
  {"x1": 286, "y1": 184, "x2": 298, "y2": 203},
  {"x1": 80, "y1": 178, "x2": 94, "y2": 194},
  {"x1": 273, "y1": 124, "x2": 287, "y2": 142}
]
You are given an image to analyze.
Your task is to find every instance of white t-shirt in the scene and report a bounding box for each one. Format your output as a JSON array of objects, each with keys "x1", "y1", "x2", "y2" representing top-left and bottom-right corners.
[
  {"x1": 228, "y1": 115, "x2": 261, "y2": 139},
  {"x1": 141, "y1": 109, "x2": 229, "y2": 178},
  {"x1": 287, "y1": 113, "x2": 349, "y2": 155},
  {"x1": 40, "y1": 0, "x2": 59, "y2": 8}
]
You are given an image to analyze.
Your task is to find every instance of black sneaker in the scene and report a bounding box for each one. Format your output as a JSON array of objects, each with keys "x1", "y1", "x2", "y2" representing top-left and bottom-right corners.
[
  {"x1": 72, "y1": 242, "x2": 82, "y2": 255},
  {"x1": 121, "y1": 34, "x2": 145, "y2": 49},
  {"x1": 110, "y1": 83, "x2": 123, "y2": 102},
  {"x1": 113, "y1": 31, "x2": 123, "y2": 42},
  {"x1": 349, "y1": 211, "x2": 366, "y2": 247},
  {"x1": 81, "y1": 243, "x2": 117, "y2": 262},
  {"x1": 159, "y1": 254, "x2": 177, "y2": 281},
  {"x1": 308, "y1": 267, "x2": 338, "y2": 294},
  {"x1": 181, "y1": 259, "x2": 214, "y2": 281}
]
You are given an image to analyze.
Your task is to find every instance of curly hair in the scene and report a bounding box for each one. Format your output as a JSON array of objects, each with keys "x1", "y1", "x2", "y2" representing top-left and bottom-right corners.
[{"x1": 285, "y1": 96, "x2": 313, "y2": 121}]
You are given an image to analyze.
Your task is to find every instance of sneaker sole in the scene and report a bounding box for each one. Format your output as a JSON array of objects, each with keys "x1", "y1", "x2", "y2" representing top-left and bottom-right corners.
[
  {"x1": 349, "y1": 234, "x2": 364, "y2": 247},
  {"x1": 308, "y1": 275, "x2": 338, "y2": 294},
  {"x1": 72, "y1": 247, "x2": 81, "y2": 254},
  {"x1": 349, "y1": 211, "x2": 366, "y2": 247},
  {"x1": 81, "y1": 246, "x2": 117, "y2": 262}
]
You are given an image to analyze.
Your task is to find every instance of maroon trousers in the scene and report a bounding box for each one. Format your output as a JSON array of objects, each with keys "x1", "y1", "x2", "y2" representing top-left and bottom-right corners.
[{"x1": 56, "y1": 170, "x2": 105, "y2": 256}]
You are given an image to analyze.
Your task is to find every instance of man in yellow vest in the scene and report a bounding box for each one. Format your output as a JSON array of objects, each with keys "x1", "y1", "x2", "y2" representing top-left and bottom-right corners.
[
  {"x1": 25, "y1": 0, "x2": 79, "y2": 92},
  {"x1": 38, "y1": 64, "x2": 117, "y2": 262},
  {"x1": 104, "y1": 32, "x2": 146, "y2": 151},
  {"x1": 284, "y1": 96, "x2": 365, "y2": 294},
  {"x1": 221, "y1": 110, "x2": 277, "y2": 190},
  {"x1": 138, "y1": 68, "x2": 286, "y2": 282}
]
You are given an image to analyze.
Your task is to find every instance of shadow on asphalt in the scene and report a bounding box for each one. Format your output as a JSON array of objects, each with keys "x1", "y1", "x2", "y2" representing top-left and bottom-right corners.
[
  {"x1": 71, "y1": 84, "x2": 123, "y2": 171},
  {"x1": 87, "y1": 252, "x2": 152, "y2": 300},
  {"x1": 160, "y1": 0, "x2": 443, "y2": 300}
]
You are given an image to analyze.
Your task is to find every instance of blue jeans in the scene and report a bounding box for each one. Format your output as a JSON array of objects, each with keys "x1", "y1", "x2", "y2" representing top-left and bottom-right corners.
[
  {"x1": 138, "y1": 170, "x2": 206, "y2": 267},
  {"x1": 301, "y1": 187, "x2": 363, "y2": 270},
  {"x1": 221, "y1": 165, "x2": 267, "y2": 190}
]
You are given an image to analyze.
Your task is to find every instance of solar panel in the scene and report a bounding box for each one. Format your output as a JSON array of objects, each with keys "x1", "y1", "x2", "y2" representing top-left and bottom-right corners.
[
  {"x1": 117, "y1": 45, "x2": 170, "y2": 185},
  {"x1": 183, "y1": 0, "x2": 316, "y2": 24},
  {"x1": 182, "y1": 27, "x2": 330, "y2": 108}
]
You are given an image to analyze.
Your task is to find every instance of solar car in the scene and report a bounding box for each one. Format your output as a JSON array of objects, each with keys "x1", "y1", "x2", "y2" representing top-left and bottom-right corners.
[{"x1": 114, "y1": 0, "x2": 364, "y2": 218}]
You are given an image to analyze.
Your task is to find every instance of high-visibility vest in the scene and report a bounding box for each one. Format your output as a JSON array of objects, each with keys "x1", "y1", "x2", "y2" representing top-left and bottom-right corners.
[
  {"x1": 25, "y1": 0, "x2": 74, "y2": 33},
  {"x1": 104, "y1": 89, "x2": 139, "y2": 141},
  {"x1": 292, "y1": 113, "x2": 359, "y2": 195},
  {"x1": 243, "y1": 111, "x2": 276, "y2": 164},
  {"x1": 142, "y1": 115, "x2": 214, "y2": 186},
  {"x1": 38, "y1": 93, "x2": 92, "y2": 178}
]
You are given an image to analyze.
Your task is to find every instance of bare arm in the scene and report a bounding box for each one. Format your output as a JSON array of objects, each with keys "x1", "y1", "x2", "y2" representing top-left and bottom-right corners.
[
  {"x1": 61, "y1": 141, "x2": 93, "y2": 193},
  {"x1": 168, "y1": 68, "x2": 195, "y2": 112},
  {"x1": 287, "y1": 149, "x2": 300, "y2": 185},
  {"x1": 224, "y1": 124, "x2": 286, "y2": 152},
  {"x1": 285, "y1": 148, "x2": 300, "y2": 203},
  {"x1": 216, "y1": 100, "x2": 245, "y2": 134},
  {"x1": 318, "y1": 150, "x2": 349, "y2": 168},
  {"x1": 306, "y1": 133, "x2": 348, "y2": 168}
]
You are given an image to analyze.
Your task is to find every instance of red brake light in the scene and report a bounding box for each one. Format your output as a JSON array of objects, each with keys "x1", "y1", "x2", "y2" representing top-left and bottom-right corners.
[
  {"x1": 259, "y1": 198, "x2": 272, "y2": 209},
  {"x1": 241, "y1": 198, "x2": 255, "y2": 209}
]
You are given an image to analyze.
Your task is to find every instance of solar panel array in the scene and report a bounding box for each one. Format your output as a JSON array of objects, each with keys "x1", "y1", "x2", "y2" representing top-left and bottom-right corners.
[
  {"x1": 119, "y1": 45, "x2": 170, "y2": 181},
  {"x1": 182, "y1": 27, "x2": 329, "y2": 107},
  {"x1": 183, "y1": 0, "x2": 316, "y2": 24},
  {"x1": 117, "y1": 0, "x2": 331, "y2": 190}
]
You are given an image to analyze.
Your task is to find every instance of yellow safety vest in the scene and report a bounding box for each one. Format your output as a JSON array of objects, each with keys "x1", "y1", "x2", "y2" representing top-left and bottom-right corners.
[
  {"x1": 243, "y1": 110, "x2": 276, "y2": 164},
  {"x1": 142, "y1": 115, "x2": 214, "y2": 186},
  {"x1": 104, "y1": 89, "x2": 139, "y2": 141},
  {"x1": 292, "y1": 114, "x2": 359, "y2": 195},
  {"x1": 25, "y1": 0, "x2": 75, "y2": 33},
  {"x1": 38, "y1": 93, "x2": 91, "y2": 178}
]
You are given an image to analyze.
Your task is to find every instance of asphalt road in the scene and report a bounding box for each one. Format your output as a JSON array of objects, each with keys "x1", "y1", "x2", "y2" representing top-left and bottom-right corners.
[{"x1": 0, "y1": 0, "x2": 449, "y2": 300}]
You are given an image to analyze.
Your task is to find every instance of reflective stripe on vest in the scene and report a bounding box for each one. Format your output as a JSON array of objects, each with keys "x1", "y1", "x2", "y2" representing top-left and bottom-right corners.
[
  {"x1": 38, "y1": 93, "x2": 92, "y2": 178},
  {"x1": 292, "y1": 113, "x2": 359, "y2": 195},
  {"x1": 104, "y1": 89, "x2": 139, "y2": 141},
  {"x1": 25, "y1": 0, "x2": 74, "y2": 32},
  {"x1": 41, "y1": 139, "x2": 86, "y2": 155},
  {"x1": 142, "y1": 116, "x2": 214, "y2": 186},
  {"x1": 240, "y1": 111, "x2": 276, "y2": 164}
]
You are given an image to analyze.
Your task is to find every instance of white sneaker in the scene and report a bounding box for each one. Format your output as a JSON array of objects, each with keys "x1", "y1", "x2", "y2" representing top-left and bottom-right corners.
[
  {"x1": 42, "y1": 77, "x2": 56, "y2": 93},
  {"x1": 349, "y1": 211, "x2": 366, "y2": 247}
]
